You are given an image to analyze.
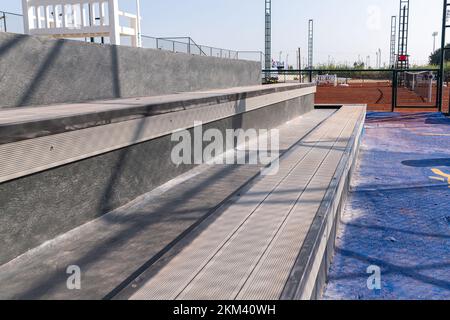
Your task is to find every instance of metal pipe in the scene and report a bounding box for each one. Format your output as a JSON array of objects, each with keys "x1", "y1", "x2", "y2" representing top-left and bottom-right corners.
[
  {"x1": 392, "y1": 70, "x2": 397, "y2": 112},
  {"x1": 136, "y1": 0, "x2": 142, "y2": 47},
  {"x1": 439, "y1": 0, "x2": 448, "y2": 113},
  {"x1": 1, "y1": 12, "x2": 6, "y2": 32}
]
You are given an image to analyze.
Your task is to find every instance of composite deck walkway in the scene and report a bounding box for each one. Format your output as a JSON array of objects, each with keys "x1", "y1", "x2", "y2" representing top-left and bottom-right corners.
[
  {"x1": 0, "y1": 108, "x2": 331, "y2": 300},
  {"x1": 123, "y1": 105, "x2": 365, "y2": 300}
]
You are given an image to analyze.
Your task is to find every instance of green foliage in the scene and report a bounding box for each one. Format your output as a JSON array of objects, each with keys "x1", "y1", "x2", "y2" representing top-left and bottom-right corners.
[
  {"x1": 429, "y1": 44, "x2": 450, "y2": 65},
  {"x1": 315, "y1": 63, "x2": 354, "y2": 70}
]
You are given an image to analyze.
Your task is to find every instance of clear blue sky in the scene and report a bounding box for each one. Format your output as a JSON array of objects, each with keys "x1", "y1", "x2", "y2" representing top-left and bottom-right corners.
[{"x1": 2, "y1": 0, "x2": 446, "y2": 66}]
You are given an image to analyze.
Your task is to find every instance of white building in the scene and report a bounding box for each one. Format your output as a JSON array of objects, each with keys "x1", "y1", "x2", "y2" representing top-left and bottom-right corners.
[{"x1": 21, "y1": 0, "x2": 142, "y2": 47}]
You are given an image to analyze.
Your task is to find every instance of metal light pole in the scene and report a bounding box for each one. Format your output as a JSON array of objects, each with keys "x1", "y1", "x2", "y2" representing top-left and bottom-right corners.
[
  {"x1": 390, "y1": 16, "x2": 397, "y2": 68},
  {"x1": 433, "y1": 31, "x2": 439, "y2": 52},
  {"x1": 298, "y1": 47, "x2": 302, "y2": 82},
  {"x1": 379, "y1": 48, "x2": 382, "y2": 68},
  {"x1": 308, "y1": 19, "x2": 314, "y2": 69},
  {"x1": 264, "y1": 0, "x2": 272, "y2": 74}
]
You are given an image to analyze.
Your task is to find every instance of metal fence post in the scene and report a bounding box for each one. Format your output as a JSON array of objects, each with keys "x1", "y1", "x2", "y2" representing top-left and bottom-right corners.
[
  {"x1": 1, "y1": 12, "x2": 6, "y2": 32},
  {"x1": 391, "y1": 69, "x2": 397, "y2": 112},
  {"x1": 438, "y1": 0, "x2": 448, "y2": 113}
]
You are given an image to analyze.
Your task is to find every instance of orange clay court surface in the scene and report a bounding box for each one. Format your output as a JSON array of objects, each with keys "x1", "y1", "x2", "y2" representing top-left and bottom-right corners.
[{"x1": 315, "y1": 81, "x2": 450, "y2": 113}]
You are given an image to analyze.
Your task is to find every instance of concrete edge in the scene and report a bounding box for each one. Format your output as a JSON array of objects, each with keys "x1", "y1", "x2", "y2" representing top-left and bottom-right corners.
[
  {"x1": 280, "y1": 105, "x2": 367, "y2": 300},
  {"x1": 0, "y1": 83, "x2": 315, "y2": 145},
  {"x1": 109, "y1": 108, "x2": 337, "y2": 301},
  {"x1": 0, "y1": 89, "x2": 316, "y2": 184},
  {"x1": 0, "y1": 94, "x2": 317, "y2": 267}
]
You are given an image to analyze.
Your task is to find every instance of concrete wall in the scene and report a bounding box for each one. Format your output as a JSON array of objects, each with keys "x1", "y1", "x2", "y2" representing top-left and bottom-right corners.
[
  {"x1": 0, "y1": 93, "x2": 314, "y2": 266},
  {"x1": 0, "y1": 33, "x2": 261, "y2": 108}
]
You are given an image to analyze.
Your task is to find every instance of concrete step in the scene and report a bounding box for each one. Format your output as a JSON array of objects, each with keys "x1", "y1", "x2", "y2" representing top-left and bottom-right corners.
[
  {"x1": 0, "y1": 109, "x2": 334, "y2": 300},
  {"x1": 0, "y1": 83, "x2": 316, "y2": 267},
  {"x1": 121, "y1": 105, "x2": 365, "y2": 301}
]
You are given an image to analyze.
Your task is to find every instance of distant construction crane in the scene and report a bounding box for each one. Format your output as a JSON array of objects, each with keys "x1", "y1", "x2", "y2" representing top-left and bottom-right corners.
[
  {"x1": 390, "y1": 16, "x2": 397, "y2": 68},
  {"x1": 397, "y1": 0, "x2": 410, "y2": 69},
  {"x1": 308, "y1": 19, "x2": 314, "y2": 69},
  {"x1": 265, "y1": 0, "x2": 272, "y2": 72}
]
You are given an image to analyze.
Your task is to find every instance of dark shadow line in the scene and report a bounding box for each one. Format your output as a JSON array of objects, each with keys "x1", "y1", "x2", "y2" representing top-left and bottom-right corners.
[
  {"x1": 14, "y1": 106, "x2": 334, "y2": 299},
  {"x1": 0, "y1": 34, "x2": 26, "y2": 58},
  {"x1": 110, "y1": 45, "x2": 121, "y2": 98},
  {"x1": 333, "y1": 248, "x2": 450, "y2": 290},
  {"x1": 352, "y1": 183, "x2": 450, "y2": 194},
  {"x1": 344, "y1": 222, "x2": 450, "y2": 240},
  {"x1": 402, "y1": 158, "x2": 450, "y2": 168},
  {"x1": 17, "y1": 40, "x2": 65, "y2": 107},
  {"x1": 15, "y1": 163, "x2": 252, "y2": 299},
  {"x1": 328, "y1": 261, "x2": 450, "y2": 282}
]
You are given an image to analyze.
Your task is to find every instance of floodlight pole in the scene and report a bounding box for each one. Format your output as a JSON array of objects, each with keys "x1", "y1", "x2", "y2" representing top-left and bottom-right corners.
[
  {"x1": 433, "y1": 31, "x2": 438, "y2": 52},
  {"x1": 390, "y1": 16, "x2": 397, "y2": 68},
  {"x1": 308, "y1": 19, "x2": 314, "y2": 69},
  {"x1": 397, "y1": 0, "x2": 410, "y2": 69},
  {"x1": 265, "y1": 0, "x2": 272, "y2": 77},
  {"x1": 298, "y1": 47, "x2": 302, "y2": 82}
]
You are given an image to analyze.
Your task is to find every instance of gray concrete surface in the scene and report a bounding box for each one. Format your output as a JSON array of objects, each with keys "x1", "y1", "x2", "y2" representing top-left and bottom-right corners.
[
  {"x1": 0, "y1": 109, "x2": 333, "y2": 300},
  {"x1": 0, "y1": 92, "x2": 314, "y2": 266},
  {"x1": 0, "y1": 83, "x2": 314, "y2": 144},
  {"x1": 0, "y1": 33, "x2": 261, "y2": 108}
]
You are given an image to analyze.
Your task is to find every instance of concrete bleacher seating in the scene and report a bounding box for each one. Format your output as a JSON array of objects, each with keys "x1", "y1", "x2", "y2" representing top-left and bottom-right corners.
[{"x1": 0, "y1": 79, "x2": 365, "y2": 299}]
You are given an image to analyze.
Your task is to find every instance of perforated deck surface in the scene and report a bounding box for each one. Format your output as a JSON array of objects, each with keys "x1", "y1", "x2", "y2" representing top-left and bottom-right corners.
[
  {"x1": 0, "y1": 109, "x2": 332, "y2": 300},
  {"x1": 129, "y1": 106, "x2": 365, "y2": 300}
]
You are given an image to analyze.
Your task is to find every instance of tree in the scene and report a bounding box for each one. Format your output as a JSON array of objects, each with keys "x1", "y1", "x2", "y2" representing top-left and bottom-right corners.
[
  {"x1": 353, "y1": 61, "x2": 365, "y2": 69},
  {"x1": 429, "y1": 44, "x2": 450, "y2": 65}
]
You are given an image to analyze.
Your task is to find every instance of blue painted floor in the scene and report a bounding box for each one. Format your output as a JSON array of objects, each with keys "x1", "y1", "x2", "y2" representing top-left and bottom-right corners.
[{"x1": 323, "y1": 112, "x2": 450, "y2": 300}]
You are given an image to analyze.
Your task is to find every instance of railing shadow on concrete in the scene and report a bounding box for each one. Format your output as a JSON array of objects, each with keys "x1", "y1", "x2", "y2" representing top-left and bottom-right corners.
[
  {"x1": 0, "y1": 32, "x2": 27, "y2": 57},
  {"x1": 14, "y1": 164, "x2": 255, "y2": 299},
  {"x1": 16, "y1": 40, "x2": 65, "y2": 107},
  {"x1": 332, "y1": 248, "x2": 450, "y2": 290},
  {"x1": 11, "y1": 96, "x2": 259, "y2": 299}
]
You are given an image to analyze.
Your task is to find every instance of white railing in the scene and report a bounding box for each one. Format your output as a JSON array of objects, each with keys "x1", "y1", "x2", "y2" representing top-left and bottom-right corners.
[{"x1": 21, "y1": 0, "x2": 141, "y2": 46}]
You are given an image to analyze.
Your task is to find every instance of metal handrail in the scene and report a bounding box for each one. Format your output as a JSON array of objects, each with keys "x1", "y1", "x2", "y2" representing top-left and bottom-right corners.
[
  {"x1": 0, "y1": 10, "x2": 23, "y2": 17},
  {"x1": 141, "y1": 35, "x2": 262, "y2": 63},
  {"x1": 0, "y1": 9, "x2": 263, "y2": 64}
]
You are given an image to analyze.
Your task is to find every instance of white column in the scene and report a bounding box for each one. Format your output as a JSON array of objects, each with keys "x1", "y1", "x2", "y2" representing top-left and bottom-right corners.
[
  {"x1": 99, "y1": 2, "x2": 105, "y2": 26},
  {"x1": 136, "y1": 0, "x2": 142, "y2": 47},
  {"x1": 108, "y1": 0, "x2": 120, "y2": 45},
  {"x1": 21, "y1": 0, "x2": 30, "y2": 33},
  {"x1": 61, "y1": 4, "x2": 66, "y2": 29}
]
